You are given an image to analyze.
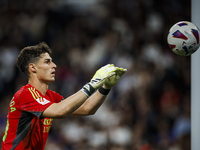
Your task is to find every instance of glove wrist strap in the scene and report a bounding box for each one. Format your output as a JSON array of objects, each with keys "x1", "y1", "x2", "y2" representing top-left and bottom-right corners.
[
  {"x1": 81, "y1": 83, "x2": 95, "y2": 97},
  {"x1": 98, "y1": 86, "x2": 111, "y2": 96}
]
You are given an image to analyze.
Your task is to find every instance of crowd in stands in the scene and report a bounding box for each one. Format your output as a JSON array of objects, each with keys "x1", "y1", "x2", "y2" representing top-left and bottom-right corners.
[{"x1": 0, "y1": 0, "x2": 191, "y2": 149}]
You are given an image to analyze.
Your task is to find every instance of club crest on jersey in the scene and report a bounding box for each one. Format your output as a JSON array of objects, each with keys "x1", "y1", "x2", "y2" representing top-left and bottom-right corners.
[{"x1": 35, "y1": 97, "x2": 50, "y2": 105}]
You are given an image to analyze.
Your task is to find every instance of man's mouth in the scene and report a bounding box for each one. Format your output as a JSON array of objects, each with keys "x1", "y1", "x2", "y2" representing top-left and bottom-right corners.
[{"x1": 51, "y1": 71, "x2": 56, "y2": 75}]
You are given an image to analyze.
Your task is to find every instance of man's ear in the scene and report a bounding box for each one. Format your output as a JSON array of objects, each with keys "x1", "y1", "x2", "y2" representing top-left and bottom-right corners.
[{"x1": 29, "y1": 63, "x2": 37, "y2": 73}]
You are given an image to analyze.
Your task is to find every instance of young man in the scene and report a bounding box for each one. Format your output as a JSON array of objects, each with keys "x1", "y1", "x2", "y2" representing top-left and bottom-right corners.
[{"x1": 1, "y1": 42, "x2": 126, "y2": 150}]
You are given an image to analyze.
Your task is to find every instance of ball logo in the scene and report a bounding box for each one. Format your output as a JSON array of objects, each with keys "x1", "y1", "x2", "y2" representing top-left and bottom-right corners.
[
  {"x1": 178, "y1": 22, "x2": 188, "y2": 26},
  {"x1": 172, "y1": 30, "x2": 188, "y2": 40},
  {"x1": 191, "y1": 29, "x2": 199, "y2": 44},
  {"x1": 36, "y1": 97, "x2": 50, "y2": 105}
]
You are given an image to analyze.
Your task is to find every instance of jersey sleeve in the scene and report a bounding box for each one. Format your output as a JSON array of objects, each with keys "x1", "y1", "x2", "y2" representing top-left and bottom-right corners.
[{"x1": 18, "y1": 87, "x2": 54, "y2": 118}]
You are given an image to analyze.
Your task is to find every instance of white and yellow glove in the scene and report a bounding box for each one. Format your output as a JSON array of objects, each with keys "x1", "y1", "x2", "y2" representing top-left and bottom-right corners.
[
  {"x1": 81, "y1": 64, "x2": 117, "y2": 97},
  {"x1": 104, "y1": 67, "x2": 127, "y2": 89},
  {"x1": 98, "y1": 66, "x2": 127, "y2": 96}
]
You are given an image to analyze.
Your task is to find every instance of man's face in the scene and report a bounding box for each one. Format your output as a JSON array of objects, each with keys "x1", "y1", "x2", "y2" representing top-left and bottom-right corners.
[{"x1": 34, "y1": 52, "x2": 57, "y2": 84}]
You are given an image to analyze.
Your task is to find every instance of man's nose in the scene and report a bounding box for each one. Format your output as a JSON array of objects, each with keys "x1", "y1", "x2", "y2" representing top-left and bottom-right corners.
[{"x1": 52, "y1": 62, "x2": 57, "y2": 68}]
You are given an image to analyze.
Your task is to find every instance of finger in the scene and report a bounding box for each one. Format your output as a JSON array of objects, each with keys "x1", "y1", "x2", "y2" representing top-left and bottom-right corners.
[
  {"x1": 117, "y1": 67, "x2": 127, "y2": 71},
  {"x1": 100, "y1": 64, "x2": 112, "y2": 70},
  {"x1": 100, "y1": 64, "x2": 115, "y2": 73},
  {"x1": 107, "y1": 72, "x2": 116, "y2": 78},
  {"x1": 115, "y1": 67, "x2": 127, "y2": 75},
  {"x1": 102, "y1": 66, "x2": 117, "y2": 74}
]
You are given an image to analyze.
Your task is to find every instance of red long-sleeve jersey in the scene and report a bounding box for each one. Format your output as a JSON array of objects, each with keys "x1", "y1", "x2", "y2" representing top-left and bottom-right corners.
[{"x1": 1, "y1": 84, "x2": 63, "y2": 150}]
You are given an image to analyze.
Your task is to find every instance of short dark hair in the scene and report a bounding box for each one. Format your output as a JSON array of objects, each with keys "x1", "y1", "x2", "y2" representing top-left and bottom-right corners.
[{"x1": 16, "y1": 42, "x2": 52, "y2": 77}]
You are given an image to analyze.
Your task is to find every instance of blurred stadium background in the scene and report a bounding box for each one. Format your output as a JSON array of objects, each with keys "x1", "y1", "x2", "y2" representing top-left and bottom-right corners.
[{"x1": 0, "y1": 0, "x2": 191, "y2": 149}]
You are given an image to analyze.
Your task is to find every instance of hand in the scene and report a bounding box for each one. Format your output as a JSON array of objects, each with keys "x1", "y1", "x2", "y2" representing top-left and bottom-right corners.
[
  {"x1": 81, "y1": 64, "x2": 117, "y2": 97},
  {"x1": 103, "y1": 66, "x2": 127, "y2": 89}
]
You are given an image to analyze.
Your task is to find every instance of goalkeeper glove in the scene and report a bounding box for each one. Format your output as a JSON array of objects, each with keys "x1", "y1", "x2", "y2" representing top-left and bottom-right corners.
[
  {"x1": 81, "y1": 64, "x2": 117, "y2": 97},
  {"x1": 103, "y1": 67, "x2": 127, "y2": 89},
  {"x1": 98, "y1": 66, "x2": 127, "y2": 96}
]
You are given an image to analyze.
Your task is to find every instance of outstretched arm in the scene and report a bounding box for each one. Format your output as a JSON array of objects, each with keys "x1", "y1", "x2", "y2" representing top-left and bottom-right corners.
[
  {"x1": 41, "y1": 64, "x2": 126, "y2": 118},
  {"x1": 42, "y1": 90, "x2": 88, "y2": 118},
  {"x1": 70, "y1": 87, "x2": 107, "y2": 116},
  {"x1": 71, "y1": 66, "x2": 127, "y2": 116},
  {"x1": 42, "y1": 64, "x2": 116, "y2": 118}
]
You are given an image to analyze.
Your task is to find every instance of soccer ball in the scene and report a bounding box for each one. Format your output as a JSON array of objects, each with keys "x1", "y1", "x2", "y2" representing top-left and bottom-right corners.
[{"x1": 167, "y1": 21, "x2": 200, "y2": 56}]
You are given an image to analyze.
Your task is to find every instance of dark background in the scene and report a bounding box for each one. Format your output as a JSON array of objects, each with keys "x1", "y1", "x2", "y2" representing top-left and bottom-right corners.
[{"x1": 0, "y1": 0, "x2": 191, "y2": 149}]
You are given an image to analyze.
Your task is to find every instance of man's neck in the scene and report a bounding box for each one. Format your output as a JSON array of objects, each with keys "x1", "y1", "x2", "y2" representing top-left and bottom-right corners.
[{"x1": 28, "y1": 78, "x2": 48, "y2": 96}]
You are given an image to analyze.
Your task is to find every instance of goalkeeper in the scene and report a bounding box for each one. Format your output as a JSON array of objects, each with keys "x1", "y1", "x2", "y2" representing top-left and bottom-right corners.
[{"x1": 1, "y1": 42, "x2": 127, "y2": 150}]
